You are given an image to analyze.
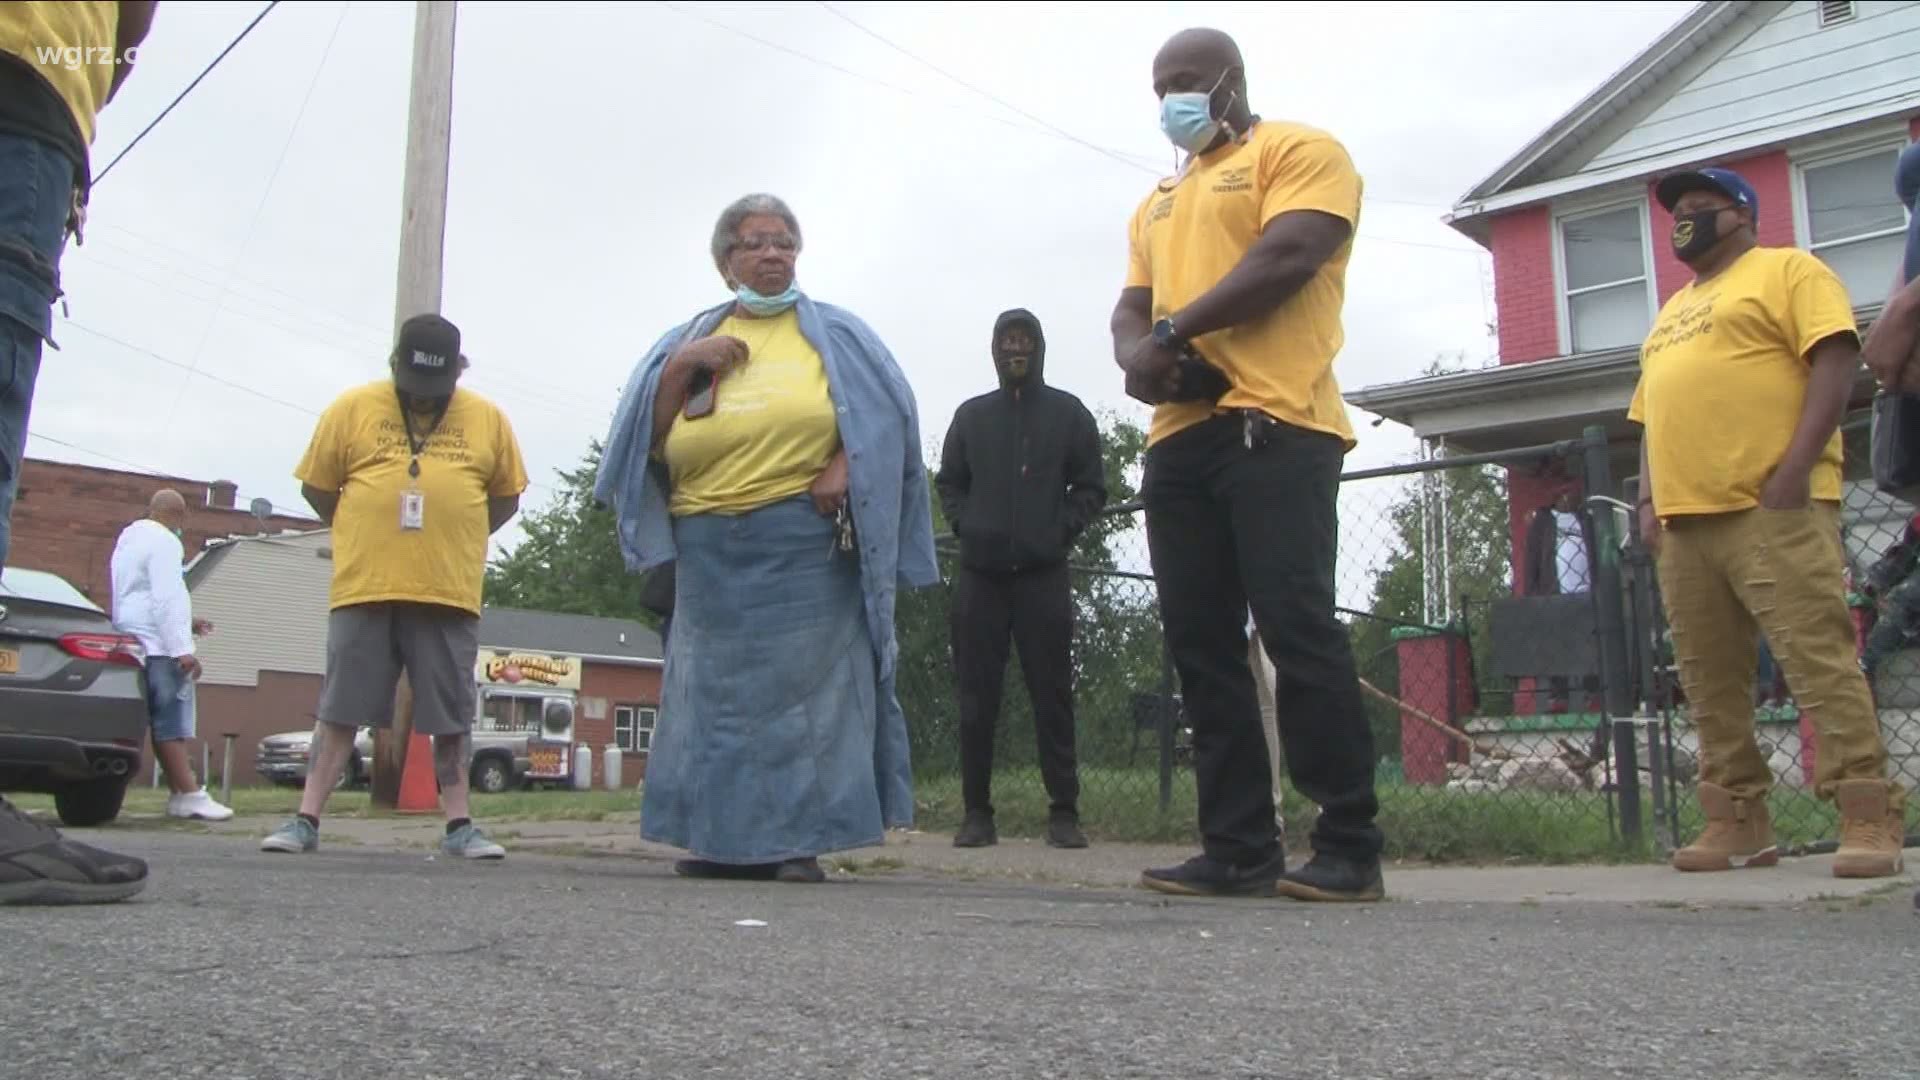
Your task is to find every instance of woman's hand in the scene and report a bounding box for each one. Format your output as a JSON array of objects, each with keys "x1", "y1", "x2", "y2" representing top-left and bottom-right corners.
[
  {"x1": 811, "y1": 450, "x2": 849, "y2": 515},
  {"x1": 673, "y1": 335, "x2": 750, "y2": 378}
]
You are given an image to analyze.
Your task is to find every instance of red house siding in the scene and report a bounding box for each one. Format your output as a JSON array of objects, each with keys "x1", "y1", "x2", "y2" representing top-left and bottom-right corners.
[
  {"x1": 1649, "y1": 149, "x2": 1795, "y2": 302},
  {"x1": 1490, "y1": 206, "x2": 1560, "y2": 364}
]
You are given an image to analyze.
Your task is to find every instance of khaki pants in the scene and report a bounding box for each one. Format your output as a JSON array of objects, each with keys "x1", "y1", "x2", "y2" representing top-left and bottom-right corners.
[
  {"x1": 1656, "y1": 503, "x2": 1900, "y2": 803},
  {"x1": 1250, "y1": 630, "x2": 1285, "y2": 825}
]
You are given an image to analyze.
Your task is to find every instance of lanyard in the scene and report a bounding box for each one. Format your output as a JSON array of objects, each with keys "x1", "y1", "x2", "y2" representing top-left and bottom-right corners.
[{"x1": 398, "y1": 389, "x2": 451, "y2": 480}]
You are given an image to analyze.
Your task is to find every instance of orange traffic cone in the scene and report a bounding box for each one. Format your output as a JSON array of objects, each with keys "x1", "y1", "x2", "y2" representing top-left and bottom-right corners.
[{"x1": 396, "y1": 731, "x2": 439, "y2": 813}]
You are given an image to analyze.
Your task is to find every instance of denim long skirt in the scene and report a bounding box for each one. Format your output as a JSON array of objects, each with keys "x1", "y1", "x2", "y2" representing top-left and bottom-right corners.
[{"x1": 640, "y1": 494, "x2": 890, "y2": 864}]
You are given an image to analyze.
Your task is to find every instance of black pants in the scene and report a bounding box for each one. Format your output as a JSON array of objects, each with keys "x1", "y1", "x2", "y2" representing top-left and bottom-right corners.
[
  {"x1": 951, "y1": 562, "x2": 1079, "y2": 816},
  {"x1": 1142, "y1": 414, "x2": 1383, "y2": 865}
]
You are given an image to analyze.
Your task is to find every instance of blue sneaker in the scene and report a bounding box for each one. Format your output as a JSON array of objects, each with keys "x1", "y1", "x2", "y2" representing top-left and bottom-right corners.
[
  {"x1": 442, "y1": 823, "x2": 505, "y2": 861},
  {"x1": 259, "y1": 817, "x2": 319, "y2": 854}
]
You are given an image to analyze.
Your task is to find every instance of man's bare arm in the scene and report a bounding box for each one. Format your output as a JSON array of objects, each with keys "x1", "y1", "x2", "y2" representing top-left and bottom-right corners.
[
  {"x1": 1775, "y1": 333, "x2": 1860, "y2": 486},
  {"x1": 488, "y1": 494, "x2": 520, "y2": 535},
  {"x1": 108, "y1": 1, "x2": 157, "y2": 103},
  {"x1": 1167, "y1": 210, "x2": 1352, "y2": 339},
  {"x1": 1866, "y1": 275, "x2": 1920, "y2": 389},
  {"x1": 1110, "y1": 286, "x2": 1153, "y2": 367},
  {"x1": 302, "y1": 483, "x2": 339, "y2": 525}
]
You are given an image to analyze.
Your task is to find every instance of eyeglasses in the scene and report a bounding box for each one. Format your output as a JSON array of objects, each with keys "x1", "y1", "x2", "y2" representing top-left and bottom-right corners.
[{"x1": 733, "y1": 233, "x2": 798, "y2": 254}]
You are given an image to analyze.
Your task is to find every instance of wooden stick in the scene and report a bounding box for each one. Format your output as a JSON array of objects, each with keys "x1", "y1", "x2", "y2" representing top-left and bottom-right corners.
[{"x1": 1356, "y1": 676, "x2": 1515, "y2": 762}]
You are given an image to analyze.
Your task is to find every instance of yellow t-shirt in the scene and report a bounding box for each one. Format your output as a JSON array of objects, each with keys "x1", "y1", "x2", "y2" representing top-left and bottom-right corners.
[
  {"x1": 1627, "y1": 246, "x2": 1859, "y2": 517},
  {"x1": 0, "y1": 2, "x2": 120, "y2": 147},
  {"x1": 660, "y1": 310, "x2": 841, "y2": 517},
  {"x1": 294, "y1": 381, "x2": 530, "y2": 616},
  {"x1": 1124, "y1": 120, "x2": 1363, "y2": 449}
]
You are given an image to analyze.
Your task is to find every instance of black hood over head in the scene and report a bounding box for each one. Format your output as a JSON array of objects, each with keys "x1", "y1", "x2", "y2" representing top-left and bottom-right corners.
[{"x1": 991, "y1": 308, "x2": 1046, "y2": 389}]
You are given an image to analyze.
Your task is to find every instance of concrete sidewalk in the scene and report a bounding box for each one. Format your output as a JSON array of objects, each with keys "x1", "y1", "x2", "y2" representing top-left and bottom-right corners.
[{"x1": 138, "y1": 810, "x2": 1916, "y2": 909}]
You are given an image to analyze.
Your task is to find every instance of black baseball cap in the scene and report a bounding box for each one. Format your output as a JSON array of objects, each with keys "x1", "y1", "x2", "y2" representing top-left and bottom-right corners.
[
  {"x1": 1654, "y1": 167, "x2": 1759, "y2": 217},
  {"x1": 393, "y1": 313, "x2": 462, "y2": 396}
]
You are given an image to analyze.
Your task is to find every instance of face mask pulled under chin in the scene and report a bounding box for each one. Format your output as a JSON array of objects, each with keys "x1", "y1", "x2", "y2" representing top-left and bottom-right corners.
[
  {"x1": 735, "y1": 281, "x2": 801, "y2": 316},
  {"x1": 1670, "y1": 209, "x2": 1729, "y2": 262}
]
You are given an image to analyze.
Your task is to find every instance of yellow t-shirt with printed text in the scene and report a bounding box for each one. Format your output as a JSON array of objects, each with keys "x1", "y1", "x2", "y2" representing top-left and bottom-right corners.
[
  {"x1": 294, "y1": 381, "x2": 530, "y2": 617},
  {"x1": 1125, "y1": 120, "x2": 1363, "y2": 449},
  {"x1": 661, "y1": 310, "x2": 841, "y2": 517},
  {"x1": 1627, "y1": 246, "x2": 1859, "y2": 518},
  {"x1": 0, "y1": 2, "x2": 120, "y2": 147}
]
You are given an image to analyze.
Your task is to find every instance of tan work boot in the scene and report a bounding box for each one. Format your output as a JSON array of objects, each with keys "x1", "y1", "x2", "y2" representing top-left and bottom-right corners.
[
  {"x1": 1673, "y1": 782, "x2": 1778, "y2": 872},
  {"x1": 1831, "y1": 779, "x2": 1907, "y2": 879}
]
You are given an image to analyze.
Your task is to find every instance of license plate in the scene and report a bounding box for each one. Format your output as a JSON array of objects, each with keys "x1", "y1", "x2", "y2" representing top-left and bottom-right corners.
[
  {"x1": 529, "y1": 747, "x2": 565, "y2": 776},
  {"x1": 0, "y1": 648, "x2": 17, "y2": 675}
]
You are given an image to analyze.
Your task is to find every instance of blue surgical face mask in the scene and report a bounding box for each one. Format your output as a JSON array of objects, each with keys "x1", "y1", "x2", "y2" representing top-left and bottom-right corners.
[
  {"x1": 1159, "y1": 70, "x2": 1235, "y2": 154},
  {"x1": 735, "y1": 281, "x2": 801, "y2": 316}
]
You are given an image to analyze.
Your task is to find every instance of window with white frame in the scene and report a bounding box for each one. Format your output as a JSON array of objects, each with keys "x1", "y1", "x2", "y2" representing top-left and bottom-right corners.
[
  {"x1": 614, "y1": 705, "x2": 657, "y2": 754},
  {"x1": 1559, "y1": 204, "x2": 1653, "y2": 353},
  {"x1": 1801, "y1": 145, "x2": 1910, "y2": 307}
]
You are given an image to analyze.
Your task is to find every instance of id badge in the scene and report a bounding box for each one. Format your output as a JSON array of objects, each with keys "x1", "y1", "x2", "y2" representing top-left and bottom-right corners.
[{"x1": 400, "y1": 489, "x2": 425, "y2": 531}]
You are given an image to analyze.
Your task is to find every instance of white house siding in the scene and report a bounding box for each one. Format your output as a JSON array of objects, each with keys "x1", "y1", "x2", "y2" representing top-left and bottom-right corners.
[
  {"x1": 1587, "y1": 0, "x2": 1920, "y2": 175},
  {"x1": 187, "y1": 533, "x2": 334, "y2": 687}
]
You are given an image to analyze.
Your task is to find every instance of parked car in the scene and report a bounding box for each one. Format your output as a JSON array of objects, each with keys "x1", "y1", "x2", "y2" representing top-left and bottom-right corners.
[
  {"x1": 256, "y1": 724, "x2": 532, "y2": 794},
  {"x1": 0, "y1": 567, "x2": 149, "y2": 826}
]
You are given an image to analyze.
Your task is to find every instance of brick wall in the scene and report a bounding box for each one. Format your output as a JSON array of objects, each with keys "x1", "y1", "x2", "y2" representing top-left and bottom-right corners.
[
  {"x1": 7, "y1": 458, "x2": 314, "y2": 602},
  {"x1": 578, "y1": 661, "x2": 663, "y2": 789},
  {"x1": 1489, "y1": 206, "x2": 1560, "y2": 364},
  {"x1": 1649, "y1": 149, "x2": 1795, "y2": 302}
]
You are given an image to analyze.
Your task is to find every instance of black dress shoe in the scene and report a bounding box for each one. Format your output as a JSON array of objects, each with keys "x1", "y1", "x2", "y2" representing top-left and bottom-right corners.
[
  {"x1": 1274, "y1": 854, "x2": 1385, "y2": 903},
  {"x1": 673, "y1": 859, "x2": 778, "y2": 881},
  {"x1": 776, "y1": 858, "x2": 826, "y2": 884}
]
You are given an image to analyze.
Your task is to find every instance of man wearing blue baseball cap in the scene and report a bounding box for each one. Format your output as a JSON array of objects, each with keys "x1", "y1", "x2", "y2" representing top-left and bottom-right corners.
[
  {"x1": 1630, "y1": 164, "x2": 1906, "y2": 879},
  {"x1": 1863, "y1": 142, "x2": 1920, "y2": 393}
]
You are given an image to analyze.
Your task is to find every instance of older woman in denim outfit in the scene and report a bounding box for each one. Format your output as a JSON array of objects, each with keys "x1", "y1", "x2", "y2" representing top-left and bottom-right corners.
[{"x1": 597, "y1": 194, "x2": 938, "y2": 884}]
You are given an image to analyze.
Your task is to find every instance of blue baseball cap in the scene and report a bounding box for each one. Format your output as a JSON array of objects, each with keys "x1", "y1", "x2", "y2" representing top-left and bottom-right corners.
[{"x1": 1655, "y1": 167, "x2": 1758, "y2": 216}]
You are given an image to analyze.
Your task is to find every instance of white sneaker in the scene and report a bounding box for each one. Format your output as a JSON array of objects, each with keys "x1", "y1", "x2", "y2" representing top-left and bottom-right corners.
[{"x1": 167, "y1": 789, "x2": 234, "y2": 822}]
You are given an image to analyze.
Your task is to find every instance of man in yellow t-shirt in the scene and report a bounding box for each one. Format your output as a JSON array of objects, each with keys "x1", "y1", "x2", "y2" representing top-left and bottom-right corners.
[
  {"x1": 1630, "y1": 166, "x2": 1904, "y2": 880},
  {"x1": 263, "y1": 314, "x2": 530, "y2": 862},
  {"x1": 1110, "y1": 27, "x2": 1381, "y2": 904}
]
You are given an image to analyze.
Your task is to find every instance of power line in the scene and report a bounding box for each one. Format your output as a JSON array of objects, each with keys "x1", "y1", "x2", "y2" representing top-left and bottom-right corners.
[
  {"x1": 92, "y1": 1, "x2": 284, "y2": 187},
  {"x1": 160, "y1": 0, "x2": 353, "y2": 430}
]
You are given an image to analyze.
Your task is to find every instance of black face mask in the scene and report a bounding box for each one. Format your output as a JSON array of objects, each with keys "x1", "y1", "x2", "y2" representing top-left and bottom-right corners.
[{"x1": 1671, "y1": 209, "x2": 1728, "y2": 263}]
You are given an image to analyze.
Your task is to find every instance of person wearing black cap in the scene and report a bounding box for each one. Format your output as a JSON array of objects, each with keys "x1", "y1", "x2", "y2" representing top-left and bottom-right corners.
[
  {"x1": 263, "y1": 313, "x2": 530, "y2": 861},
  {"x1": 1863, "y1": 141, "x2": 1920, "y2": 393},
  {"x1": 935, "y1": 308, "x2": 1107, "y2": 850},
  {"x1": 1632, "y1": 165, "x2": 1905, "y2": 879}
]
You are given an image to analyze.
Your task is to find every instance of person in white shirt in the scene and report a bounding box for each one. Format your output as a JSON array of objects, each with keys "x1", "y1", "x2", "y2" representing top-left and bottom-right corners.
[{"x1": 109, "y1": 489, "x2": 231, "y2": 821}]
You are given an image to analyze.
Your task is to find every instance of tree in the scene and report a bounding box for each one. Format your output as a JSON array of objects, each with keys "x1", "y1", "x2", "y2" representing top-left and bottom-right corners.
[{"x1": 483, "y1": 439, "x2": 659, "y2": 627}]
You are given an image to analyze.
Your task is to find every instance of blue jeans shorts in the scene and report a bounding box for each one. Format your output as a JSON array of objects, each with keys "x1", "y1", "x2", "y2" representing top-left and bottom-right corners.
[{"x1": 144, "y1": 656, "x2": 197, "y2": 744}]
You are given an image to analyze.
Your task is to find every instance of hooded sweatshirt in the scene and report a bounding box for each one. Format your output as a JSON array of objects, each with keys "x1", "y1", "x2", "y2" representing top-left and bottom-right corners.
[{"x1": 935, "y1": 309, "x2": 1108, "y2": 574}]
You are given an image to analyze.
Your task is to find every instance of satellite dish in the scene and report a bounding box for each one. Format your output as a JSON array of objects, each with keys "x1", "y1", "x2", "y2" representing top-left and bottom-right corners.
[{"x1": 249, "y1": 497, "x2": 272, "y2": 523}]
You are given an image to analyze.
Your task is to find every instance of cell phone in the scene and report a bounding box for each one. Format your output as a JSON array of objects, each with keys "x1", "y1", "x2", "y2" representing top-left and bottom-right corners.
[{"x1": 684, "y1": 371, "x2": 716, "y2": 419}]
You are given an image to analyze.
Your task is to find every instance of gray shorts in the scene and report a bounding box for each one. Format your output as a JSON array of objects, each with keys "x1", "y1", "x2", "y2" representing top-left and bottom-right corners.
[{"x1": 318, "y1": 602, "x2": 479, "y2": 737}]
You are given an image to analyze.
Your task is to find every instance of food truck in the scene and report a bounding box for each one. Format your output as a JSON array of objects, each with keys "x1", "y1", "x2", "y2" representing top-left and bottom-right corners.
[{"x1": 472, "y1": 648, "x2": 581, "y2": 789}]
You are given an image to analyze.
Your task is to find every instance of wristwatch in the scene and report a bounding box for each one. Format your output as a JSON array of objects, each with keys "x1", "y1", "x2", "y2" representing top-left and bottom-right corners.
[{"x1": 1151, "y1": 317, "x2": 1185, "y2": 349}]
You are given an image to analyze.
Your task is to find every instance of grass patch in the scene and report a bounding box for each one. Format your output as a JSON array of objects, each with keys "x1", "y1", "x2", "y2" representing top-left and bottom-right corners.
[
  {"x1": 915, "y1": 766, "x2": 1655, "y2": 864},
  {"x1": 6, "y1": 786, "x2": 642, "y2": 823}
]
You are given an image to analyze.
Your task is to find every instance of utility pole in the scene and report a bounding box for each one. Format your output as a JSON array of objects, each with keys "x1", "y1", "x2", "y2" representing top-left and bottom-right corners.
[{"x1": 372, "y1": 0, "x2": 458, "y2": 810}]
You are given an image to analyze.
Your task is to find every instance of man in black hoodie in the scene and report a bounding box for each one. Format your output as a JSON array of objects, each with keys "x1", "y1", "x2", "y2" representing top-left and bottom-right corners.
[{"x1": 936, "y1": 309, "x2": 1108, "y2": 849}]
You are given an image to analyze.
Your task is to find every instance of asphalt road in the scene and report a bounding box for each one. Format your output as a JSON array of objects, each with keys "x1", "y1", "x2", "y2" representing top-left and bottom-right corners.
[{"x1": 2, "y1": 831, "x2": 1914, "y2": 1080}]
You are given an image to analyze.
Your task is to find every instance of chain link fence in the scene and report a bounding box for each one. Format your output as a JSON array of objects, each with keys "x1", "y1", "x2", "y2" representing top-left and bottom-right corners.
[{"x1": 894, "y1": 433, "x2": 1660, "y2": 861}]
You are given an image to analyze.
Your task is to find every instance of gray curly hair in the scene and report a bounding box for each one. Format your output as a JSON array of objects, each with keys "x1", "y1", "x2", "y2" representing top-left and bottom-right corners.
[{"x1": 711, "y1": 193, "x2": 803, "y2": 279}]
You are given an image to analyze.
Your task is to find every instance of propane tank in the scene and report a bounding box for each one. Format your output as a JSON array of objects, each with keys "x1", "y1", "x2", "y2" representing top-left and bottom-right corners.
[
  {"x1": 572, "y1": 744, "x2": 592, "y2": 791},
  {"x1": 604, "y1": 746, "x2": 623, "y2": 790}
]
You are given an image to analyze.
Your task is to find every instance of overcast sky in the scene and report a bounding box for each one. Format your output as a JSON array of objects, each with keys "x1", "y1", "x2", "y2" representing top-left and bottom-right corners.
[{"x1": 29, "y1": 0, "x2": 1696, "y2": 579}]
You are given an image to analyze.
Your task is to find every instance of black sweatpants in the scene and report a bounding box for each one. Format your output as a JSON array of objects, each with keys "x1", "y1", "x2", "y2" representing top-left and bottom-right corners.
[
  {"x1": 951, "y1": 562, "x2": 1080, "y2": 817},
  {"x1": 1142, "y1": 414, "x2": 1383, "y2": 865}
]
